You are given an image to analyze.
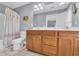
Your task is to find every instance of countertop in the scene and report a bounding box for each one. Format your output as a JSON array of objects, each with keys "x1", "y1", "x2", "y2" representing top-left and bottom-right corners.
[{"x1": 28, "y1": 27, "x2": 79, "y2": 31}]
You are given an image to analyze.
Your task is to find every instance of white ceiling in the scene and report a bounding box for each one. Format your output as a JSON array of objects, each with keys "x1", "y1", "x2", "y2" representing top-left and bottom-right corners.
[
  {"x1": 0, "y1": 2, "x2": 31, "y2": 9},
  {"x1": 34, "y1": 2, "x2": 70, "y2": 14}
]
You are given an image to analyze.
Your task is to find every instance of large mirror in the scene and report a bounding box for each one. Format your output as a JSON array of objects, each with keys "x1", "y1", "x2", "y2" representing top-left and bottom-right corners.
[{"x1": 33, "y1": 2, "x2": 79, "y2": 29}]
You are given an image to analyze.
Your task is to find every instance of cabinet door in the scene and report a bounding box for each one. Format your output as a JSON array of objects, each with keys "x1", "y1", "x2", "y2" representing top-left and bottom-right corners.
[
  {"x1": 74, "y1": 37, "x2": 79, "y2": 56},
  {"x1": 32, "y1": 35, "x2": 42, "y2": 53},
  {"x1": 26, "y1": 35, "x2": 33, "y2": 50},
  {"x1": 59, "y1": 37, "x2": 73, "y2": 56},
  {"x1": 42, "y1": 36, "x2": 57, "y2": 55}
]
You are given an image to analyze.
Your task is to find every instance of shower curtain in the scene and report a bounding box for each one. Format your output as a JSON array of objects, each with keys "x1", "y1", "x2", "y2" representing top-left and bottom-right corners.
[
  {"x1": 0, "y1": 7, "x2": 20, "y2": 48},
  {"x1": 0, "y1": 14, "x2": 6, "y2": 41}
]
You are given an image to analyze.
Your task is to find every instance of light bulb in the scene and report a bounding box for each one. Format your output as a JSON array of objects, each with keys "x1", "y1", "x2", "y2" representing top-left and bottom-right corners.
[
  {"x1": 40, "y1": 7, "x2": 43, "y2": 10},
  {"x1": 37, "y1": 8, "x2": 39, "y2": 10},
  {"x1": 38, "y1": 3, "x2": 42, "y2": 7},
  {"x1": 34, "y1": 5, "x2": 38, "y2": 8}
]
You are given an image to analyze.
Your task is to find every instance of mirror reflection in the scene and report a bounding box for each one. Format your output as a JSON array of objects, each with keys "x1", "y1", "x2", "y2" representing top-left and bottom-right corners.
[{"x1": 33, "y1": 2, "x2": 79, "y2": 29}]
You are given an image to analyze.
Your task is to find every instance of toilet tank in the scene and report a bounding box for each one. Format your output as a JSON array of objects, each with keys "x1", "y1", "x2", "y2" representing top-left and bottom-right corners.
[{"x1": 20, "y1": 31, "x2": 26, "y2": 39}]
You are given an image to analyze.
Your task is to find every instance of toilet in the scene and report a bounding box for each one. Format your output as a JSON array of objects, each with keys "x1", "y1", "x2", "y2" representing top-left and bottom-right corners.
[
  {"x1": 12, "y1": 31, "x2": 26, "y2": 50},
  {"x1": 12, "y1": 38, "x2": 24, "y2": 50}
]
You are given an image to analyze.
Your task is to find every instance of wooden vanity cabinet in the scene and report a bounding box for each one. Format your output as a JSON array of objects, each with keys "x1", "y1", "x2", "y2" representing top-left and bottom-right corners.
[
  {"x1": 42, "y1": 31, "x2": 58, "y2": 55},
  {"x1": 26, "y1": 35, "x2": 33, "y2": 50},
  {"x1": 26, "y1": 30, "x2": 79, "y2": 56},
  {"x1": 27, "y1": 30, "x2": 58, "y2": 55},
  {"x1": 26, "y1": 30, "x2": 42, "y2": 53},
  {"x1": 59, "y1": 32, "x2": 74, "y2": 56},
  {"x1": 59, "y1": 37, "x2": 74, "y2": 56},
  {"x1": 73, "y1": 32, "x2": 79, "y2": 56},
  {"x1": 32, "y1": 35, "x2": 42, "y2": 53},
  {"x1": 74, "y1": 37, "x2": 79, "y2": 56}
]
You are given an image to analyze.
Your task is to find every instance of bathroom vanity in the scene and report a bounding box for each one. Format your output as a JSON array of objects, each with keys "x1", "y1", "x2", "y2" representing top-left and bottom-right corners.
[
  {"x1": 26, "y1": 2, "x2": 79, "y2": 56},
  {"x1": 26, "y1": 28, "x2": 79, "y2": 56}
]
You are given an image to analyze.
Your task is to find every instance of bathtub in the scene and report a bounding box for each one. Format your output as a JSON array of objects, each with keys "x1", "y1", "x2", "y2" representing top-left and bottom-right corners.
[{"x1": 0, "y1": 40, "x2": 4, "y2": 49}]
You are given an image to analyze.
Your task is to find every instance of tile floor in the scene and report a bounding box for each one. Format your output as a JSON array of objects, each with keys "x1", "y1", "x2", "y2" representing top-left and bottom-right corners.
[{"x1": 0, "y1": 48, "x2": 43, "y2": 56}]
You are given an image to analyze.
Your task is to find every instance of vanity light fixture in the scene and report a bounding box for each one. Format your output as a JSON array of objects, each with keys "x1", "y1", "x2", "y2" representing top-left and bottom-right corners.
[{"x1": 34, "y1": 3, "x2": 43, "y2": 11}]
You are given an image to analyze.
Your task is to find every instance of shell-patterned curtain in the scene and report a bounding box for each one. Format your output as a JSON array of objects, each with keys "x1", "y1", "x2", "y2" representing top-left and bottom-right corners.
[{"x1": 3, "y1": 7, "x2": 20, "y2": 48}]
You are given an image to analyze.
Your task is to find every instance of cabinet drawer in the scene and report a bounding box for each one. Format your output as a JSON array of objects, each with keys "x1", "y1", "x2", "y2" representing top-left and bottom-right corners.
[
  {"x1": 42, "y1": 45, "x2": 57, "y2": 55},
  {"x1": 59, "y1": 32, "x2": 74, "y2": 37},
  {"x1": 43, "y1": 31, "x2": 57, "y2": 36},
  {"x1": 43, "y1": 36, "x2": 57, "y2": 46},
  {"x1": 27, "y1": 30, "x2": 42, "y2": 35}
]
